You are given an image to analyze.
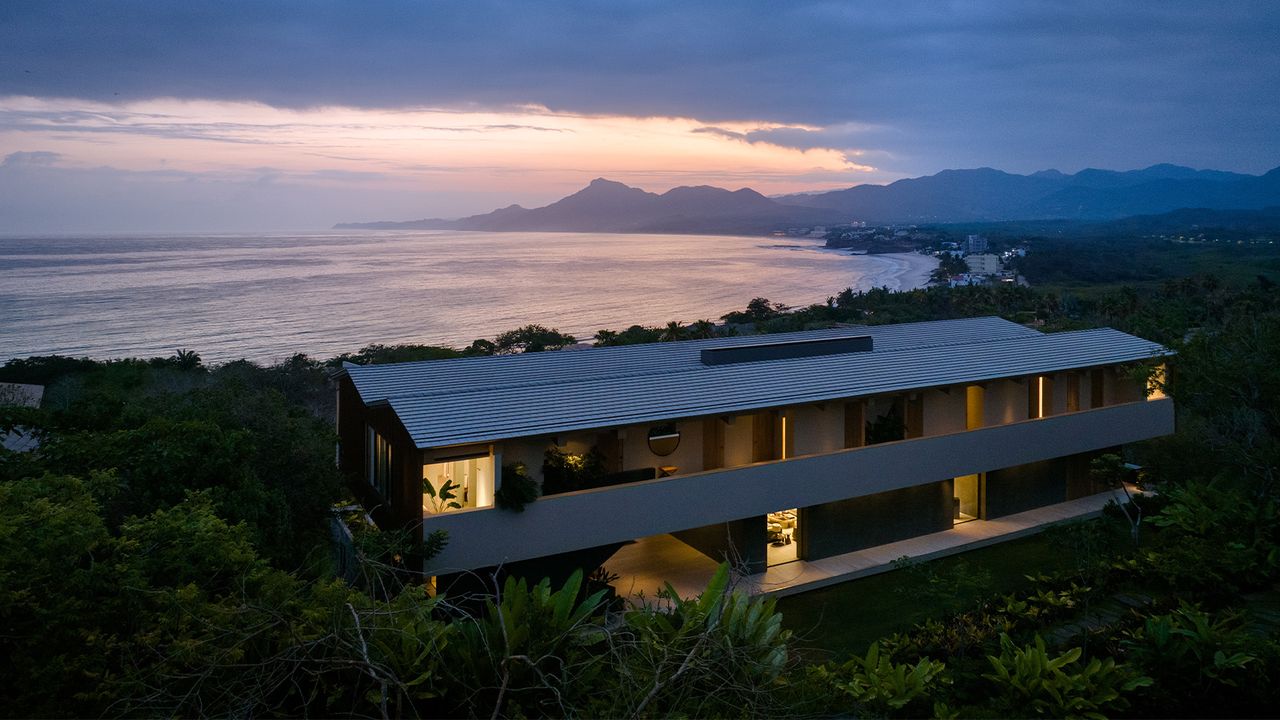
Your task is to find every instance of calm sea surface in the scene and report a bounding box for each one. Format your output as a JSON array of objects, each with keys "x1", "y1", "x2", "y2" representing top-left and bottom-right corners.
[{"x1": 0, "y1": 231, "x2": 937, "y2": 363}]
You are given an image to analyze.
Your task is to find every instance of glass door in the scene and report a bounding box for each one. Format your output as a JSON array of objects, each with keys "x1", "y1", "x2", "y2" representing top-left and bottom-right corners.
[
  {"x1": 954, "y1": 473, "x2": 982, "y2": 523},
  {"x1": 766, "y1": 508, "x2": 799, "y2": 565}
]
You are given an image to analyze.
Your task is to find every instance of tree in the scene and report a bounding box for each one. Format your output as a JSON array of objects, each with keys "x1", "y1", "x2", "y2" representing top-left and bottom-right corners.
[
  {"x1": 597, "y1": 324, "x2": 663, "y2": 346},
  {"x1": 463, "y1": 338, "x2": 497, "y2": 356},
  {"x1": 331, "y1": 343, "x2": 462, "y2": 365},
  {"x1": 929, "y1": 254, "x2": 969, "y2": 284},
  {"x1": 493, "y1": 324, "x2": 577, "y2": 353},
  {"x1": 171, "y1": 348, "x2": 203, "y2": 370},
  {"x1": 659, "y1": 321, "x2": 686, "y2": 342},
  {"x1": 721, "y1": 297, "x2": 790, "y2": 324},
  {"x1": 688, "y1": 319, "x2": 717, "y2": 339}
]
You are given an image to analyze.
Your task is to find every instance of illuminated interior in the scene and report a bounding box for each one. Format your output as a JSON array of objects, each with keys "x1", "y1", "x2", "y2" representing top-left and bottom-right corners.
[
  {"x1": 767, "y1": 508, "x2": 799, "y2": 565},
  {"x1": 1028, "y1": 375, "x2": 1053, "y2": 419},
  {"x1": 954, "y1": 473, "x2": 981, "y2": 523},
  {"x1": 422, "y1": 454, "x2": 494, "y2": 514},
  {"x1": 1147, "y1": 364, "x2": 1168, "y2": 399},
  {"x1": 965, "y1": 384, "x2": 984, "y2": 430}
]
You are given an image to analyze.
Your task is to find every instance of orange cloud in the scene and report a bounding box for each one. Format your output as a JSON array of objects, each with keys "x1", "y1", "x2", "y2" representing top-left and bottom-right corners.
[{"x1": 0, "y1": 97, "x2": 892, "y2": 202}]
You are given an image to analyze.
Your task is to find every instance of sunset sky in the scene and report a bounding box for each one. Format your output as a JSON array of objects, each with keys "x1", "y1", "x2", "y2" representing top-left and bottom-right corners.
[{"x1": 2, "y1": 1, "x2": 1278, "y2": 231}]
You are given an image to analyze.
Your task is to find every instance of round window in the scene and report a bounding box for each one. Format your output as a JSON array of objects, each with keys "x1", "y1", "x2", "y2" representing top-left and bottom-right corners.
[{"x1": 647, "y1": 423, "x2": 681, "y2": 456}]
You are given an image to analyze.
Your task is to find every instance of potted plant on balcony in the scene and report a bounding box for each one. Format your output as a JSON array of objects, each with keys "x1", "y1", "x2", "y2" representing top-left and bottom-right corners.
[{"x1": 423, "y1": 477, "x2": 462, "y2": 514}]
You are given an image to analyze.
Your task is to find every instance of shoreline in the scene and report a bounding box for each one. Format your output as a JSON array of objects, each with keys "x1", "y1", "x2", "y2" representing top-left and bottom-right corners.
[{"x1": 868, "y1": 252, "x2": 939, "y2": 291}]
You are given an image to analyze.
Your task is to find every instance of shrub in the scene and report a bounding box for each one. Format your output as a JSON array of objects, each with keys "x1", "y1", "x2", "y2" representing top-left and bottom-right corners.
[
  {"x1": 812, "y1": 641, "x2": 948, "y2": 717},
  {"x1": 541, "y1": 446, "x2": 606, "y2": 495},
  {"x1": 1121, "y1": 603, "x2": 1268, "y2": 715},
  {"x1": 983, "y1": 634, "x2": 1151, "y2": 718},
  {"x1": 495, "y1": 461, "x2": 540, "y2": 512}
]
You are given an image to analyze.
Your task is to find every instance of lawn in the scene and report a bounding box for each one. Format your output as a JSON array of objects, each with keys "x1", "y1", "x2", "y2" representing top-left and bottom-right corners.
[{"x1": 776, "y1": 523, "x2": 1106, "y2": 660}]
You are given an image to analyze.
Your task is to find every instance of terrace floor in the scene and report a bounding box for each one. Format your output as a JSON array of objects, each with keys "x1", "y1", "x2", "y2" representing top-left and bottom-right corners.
[{"x1": 608, "y1": 484, "x2": 1136, "y2": 602}]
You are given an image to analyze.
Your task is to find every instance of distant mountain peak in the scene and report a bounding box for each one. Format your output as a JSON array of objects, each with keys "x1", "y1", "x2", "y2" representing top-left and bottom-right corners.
[
  {"x1": 587, "y1": 177, "x2": 629, "y2": 188},
  {"x1": 336, "y1": 163, "x2": 1280, "y2": 232}
]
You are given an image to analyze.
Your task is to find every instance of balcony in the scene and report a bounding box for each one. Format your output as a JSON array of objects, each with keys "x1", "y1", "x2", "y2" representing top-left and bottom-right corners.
[{"x1": 421, "y1": 397, "x2": 1174, "y2": 573}]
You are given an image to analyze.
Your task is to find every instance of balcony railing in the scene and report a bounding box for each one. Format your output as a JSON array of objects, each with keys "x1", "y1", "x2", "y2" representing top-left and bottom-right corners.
[{"x1": 421, "y1": 398, "x2": 1174, "y2": 573}]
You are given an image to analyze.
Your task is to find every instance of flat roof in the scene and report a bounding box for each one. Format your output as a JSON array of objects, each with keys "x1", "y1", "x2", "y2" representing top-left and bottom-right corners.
[{"x1": 344, "y1": 317, "x2": 1170, "y2": 449}]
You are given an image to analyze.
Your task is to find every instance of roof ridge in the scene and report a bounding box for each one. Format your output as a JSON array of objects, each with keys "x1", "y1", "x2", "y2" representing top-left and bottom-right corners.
[
  {"x1": 344, "y1": 316, "x2": 1022, "y2": 377},
  {"x1": 346, "y1": 323, "x2": 867, "y2": 376},
  {"x1": 361, "y1": 324, "x2": 1045, "y2": 404}
]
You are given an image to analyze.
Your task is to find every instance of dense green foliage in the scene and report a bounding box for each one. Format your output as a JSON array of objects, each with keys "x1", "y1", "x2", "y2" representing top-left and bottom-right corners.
[
  {"x1": 1014, "y1": 236, "x2": 1280, "y2": 287},
  {"x1": 540, "y1": 445, "x2": 607, "y2": 495},
  {"x1": 1, "y1": 356, "x2": 342, "y2": 569}
]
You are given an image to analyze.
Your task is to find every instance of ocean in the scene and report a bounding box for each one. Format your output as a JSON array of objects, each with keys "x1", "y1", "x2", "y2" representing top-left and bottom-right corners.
[{"x1": 0, "y1": 231, "x2": 937, "y2": 363}]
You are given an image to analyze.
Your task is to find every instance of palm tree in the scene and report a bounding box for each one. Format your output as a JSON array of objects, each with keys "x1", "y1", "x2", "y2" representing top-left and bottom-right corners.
[
  {"x1": 172, "y1": 348, "x2": 202, "y2": 370},
  {"x1": 659, "y1": 321, "x2": 686, "y2": 342},
  {"x1": 688, "y1": 319, "x2": 716, "y2": 339}
]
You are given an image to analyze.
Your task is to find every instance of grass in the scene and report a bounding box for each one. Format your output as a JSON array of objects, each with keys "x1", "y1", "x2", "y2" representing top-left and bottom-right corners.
[{"x1": 777, "y1": 524, "x2": 1102, "y2": 660}]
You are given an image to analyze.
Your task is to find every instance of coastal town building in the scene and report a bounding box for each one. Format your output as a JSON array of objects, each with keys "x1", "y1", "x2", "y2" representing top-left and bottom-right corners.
[
  {"x1": 336, "y1": 317, "x2": 1173, "y2": 597},
  {"x1": 966, "y1": 234, "x2": 989, "y2": 253},
  {"x1": 947, "y1": 273, "x2": 990, "y2": 288},
  {"x1": 965, "y1": 253, "x2": 1004, "y2": 275}
]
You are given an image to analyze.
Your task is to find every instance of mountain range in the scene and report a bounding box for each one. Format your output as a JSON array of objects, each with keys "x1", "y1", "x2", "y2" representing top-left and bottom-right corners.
[{"x1": 335, "y1": 164, "x2": 1280, "y2": 234}]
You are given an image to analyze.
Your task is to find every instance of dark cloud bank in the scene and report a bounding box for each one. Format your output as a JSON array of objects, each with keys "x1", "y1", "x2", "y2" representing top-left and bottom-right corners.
[{"x1": 3, "y1": 1, "x2": 1279, "y2": 175}]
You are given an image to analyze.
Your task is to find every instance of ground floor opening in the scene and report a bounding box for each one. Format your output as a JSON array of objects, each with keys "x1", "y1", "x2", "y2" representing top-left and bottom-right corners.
[
  {"x1": 605, "y1": 482, "x2": 1138, "y2": 601},
  {"x1": 767, "y1": 508, "x2": 800, "y2": 566},
  {"x1": 954, "y1": 473, "x2": 983, "y2": 523},
  {"x1": 601, "y1": 451, "x2": 1122, "y2": 600}
]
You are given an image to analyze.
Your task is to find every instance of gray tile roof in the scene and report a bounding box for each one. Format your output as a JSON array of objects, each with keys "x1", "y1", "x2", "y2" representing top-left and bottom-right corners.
[{"x1": 344, "y1": 317, "x2": 1170, "y2": 449}]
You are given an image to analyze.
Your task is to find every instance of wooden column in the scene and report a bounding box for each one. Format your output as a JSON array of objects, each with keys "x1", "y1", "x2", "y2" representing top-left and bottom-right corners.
[
  {"x1": 751, "y1": 411, "x2": 777, "y2": 462},
  {"x1": 702, "y1": 417, "x2": 725, "y2": 470},
  {"x1": 905, "y1": 394, "x2": 924, "y2": 439},
  {"x1": 843, "y1": 400, "x2": 866, "y2": 448}
]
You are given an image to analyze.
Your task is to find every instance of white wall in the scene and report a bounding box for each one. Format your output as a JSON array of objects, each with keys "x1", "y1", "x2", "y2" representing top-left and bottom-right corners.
[
  {"x1": 497, "y1": 436, "x2": 553, "y2": 480},
  {"x1": 923, "y1": 388, "x2": 966, "y2": 436},
  {"x1": 724, "y1": 413, "x2": 755, "y2": 468},
  {"x1": 984, "y1": 378, "x2": 1027, "y2": 426},
  {"x1": 618, "y1": 419, "x2": 705, "y2": 475},
  {"x1": 790, "y1": 404, "x2": 844, "y2": 456}
]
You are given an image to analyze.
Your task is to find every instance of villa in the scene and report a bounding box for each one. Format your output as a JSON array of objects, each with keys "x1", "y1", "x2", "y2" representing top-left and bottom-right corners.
[{"x1": 335, "y1": 316, "x2": 1174, "y2": 597}]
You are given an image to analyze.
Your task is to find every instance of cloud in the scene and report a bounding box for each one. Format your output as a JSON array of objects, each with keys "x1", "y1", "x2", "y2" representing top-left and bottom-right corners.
[
  {"x1": 1, "y1": 150, "x2": 61, "y2": 166},
  {"x1": 482, "y1": 124, "x2": 570, "y2": 133},
  {"x1": 1, "y1": 0, "x2": 1278, "y2": 227},
  {"x1": 691, "y1": 124, "x2": 886, "y2": 173},
  {"x1": 691, "y1": 126, "x2": 747, "y2": 142}
]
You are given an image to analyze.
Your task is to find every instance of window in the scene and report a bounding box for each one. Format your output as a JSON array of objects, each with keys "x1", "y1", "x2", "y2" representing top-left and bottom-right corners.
[
  {"x1": 423, "y1": 454, "x2": 495, "y2": 514},
  {"x1": 367, "y1": 426, "x2": 392, "y2": 503}
]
